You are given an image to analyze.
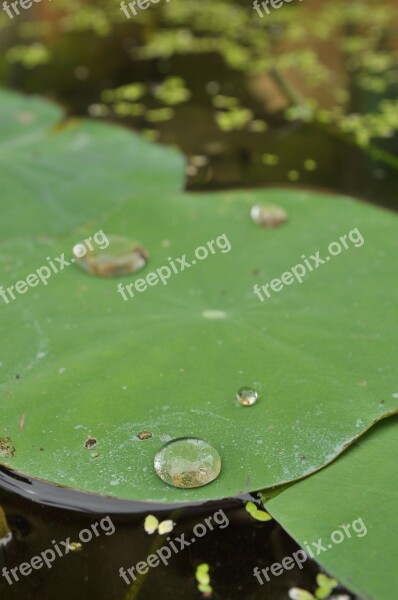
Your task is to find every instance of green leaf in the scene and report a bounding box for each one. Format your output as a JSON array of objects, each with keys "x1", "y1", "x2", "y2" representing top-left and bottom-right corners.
[
  {"x1": 245, "y1": 501, "x2": 272, "y2": 522},
  {"x1": 264, "y1": 417, "x2": 398, "y2": 600},
  {"x1": 0, "y1": 89, "x2": 397, "y2": 504},
  {"x1": 0, "y1": 88, "x2": 184, "y2": 240},
  {"x1": 315, "y1": 573, "x2": 338, "y2": 599},
  {"x1": 288, "y1": 589, "x2": 314, "y2": 600}
]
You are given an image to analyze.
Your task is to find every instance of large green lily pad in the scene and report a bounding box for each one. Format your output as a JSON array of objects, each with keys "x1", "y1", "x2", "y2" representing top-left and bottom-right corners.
[
  {"x1": 263, "y1": 416, "x2": 398, "y2": 600},
  {"x1": 0, "y1": 89, "x2": 397, "y2": 503}
]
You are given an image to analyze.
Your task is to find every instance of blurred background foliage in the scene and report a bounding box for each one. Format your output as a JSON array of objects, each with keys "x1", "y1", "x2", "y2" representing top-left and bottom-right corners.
[{"x1": 0, "y1": 0, "x2": 397, "y2": 204}]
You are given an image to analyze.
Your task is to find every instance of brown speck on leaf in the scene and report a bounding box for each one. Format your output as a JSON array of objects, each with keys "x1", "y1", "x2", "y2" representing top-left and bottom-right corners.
[
  {"x1": 0, "y1": 437, "x2": 15, "y2": 458},
  {"x1": 137, "y1": 431, "x2": 152, "y2": 440},
  {"x1": 15, "y1": 374, "x2": 20, "y2": 380},
  {"x1": 84, "y1": 438, "x2": 97, "y2": 449}
]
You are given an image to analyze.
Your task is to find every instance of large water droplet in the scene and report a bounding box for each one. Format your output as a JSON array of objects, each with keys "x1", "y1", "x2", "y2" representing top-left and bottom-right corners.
[
  {"x1": 72, "y1": 235, "x2": 149, "y2": 277},
  {"x1": 154, "y1": 437, "x2": 221, "y2": 488},
  {"x1": 236, "y1": 387, "x2": 258, "y2": 406},
  {"x1": 250, "y1": 204, "x2": 287, "y2": 228}
]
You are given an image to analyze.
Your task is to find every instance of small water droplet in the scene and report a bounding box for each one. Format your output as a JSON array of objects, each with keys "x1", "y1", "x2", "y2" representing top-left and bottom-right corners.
[
  {"x1": 154, "y1": 437, "x2": 221, "y2": 488},
  {"x1": 73, "y1": 236, "x2": 149, "y2": 278},
  {"x1": 236, "y1": 387, "x2": 258, "y2": 406},
  {"x1": 250, "y1": 204, "x2": 287, "y2": 228},
  {"x1": 202, "y1": 309, "x2": 226, "y2": 319}
]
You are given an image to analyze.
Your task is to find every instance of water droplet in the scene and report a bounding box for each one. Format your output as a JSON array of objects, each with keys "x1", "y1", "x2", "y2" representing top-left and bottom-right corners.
[
  {"x1": 154, "y1": 437, "x2": 221, "y2": 488},
  {"x1": 202, "y1": 309, "x2": 226, "y2": 319},
  {"x1": 236, "y1": 387, "x2": 258, "y2": 406},
  {"x1": 73, "y1": 235, "x2": 149, "y2": 278},
  {"x1": 250, "y1": 204, "x2": 287, "y2": 228},
  {"x1": 137, "y1": 431, "x2": 152, "y2": 440}
]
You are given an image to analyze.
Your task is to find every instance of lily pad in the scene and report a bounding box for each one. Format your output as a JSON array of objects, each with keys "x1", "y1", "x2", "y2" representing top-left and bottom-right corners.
[
  {"x1": 0, "y1": 89, "x2": 397, "y2": 503},
  {"x1": 263, "y1": 416, "x2": 398, "y2": 600}
]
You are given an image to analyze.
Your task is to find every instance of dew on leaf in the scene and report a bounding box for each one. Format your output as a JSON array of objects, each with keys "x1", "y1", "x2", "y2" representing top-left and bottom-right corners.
[
  {"x1": 154, "y1": 437, "x2": 221, "y2": 488},
  {"x1": 250, "y1": 204, "x2": 287, "y2": 228},
  {"x1": 202, "y1": 310, "x2": 226, "y2": 319},
  {"x1": 236, "y1": 387, "x2": 258, "y2": 406},
  {"x1": 73, "y1": 235, "x2": 149, "y2": 277}
]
